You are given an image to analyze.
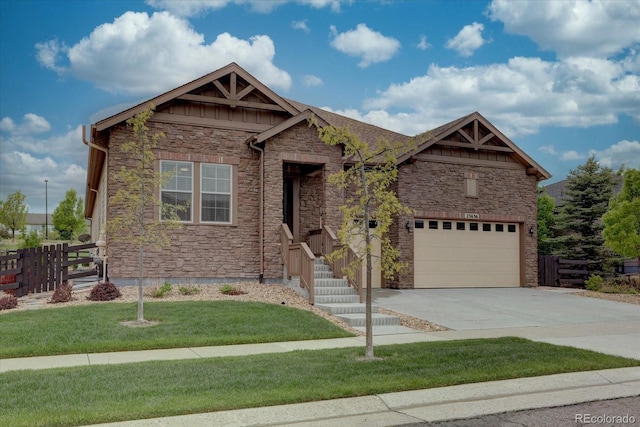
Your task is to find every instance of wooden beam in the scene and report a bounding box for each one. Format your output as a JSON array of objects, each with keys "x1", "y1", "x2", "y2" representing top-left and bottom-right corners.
[
  {"x1": 230, "y1": 72, "x2": 237, "y2": 107},
  {"x1": 474, "y1": 119, "x2": 478, "y2": 142},
  {"x1": 437, "y1": 140, "x2": 514, "y2": 153},
  {"x1": 414, "y1": 153, "x2": 525, "y2": 170},
  {"x1": 478, "y1": 133, "x2": 495, "y2": 145},
  {"x1": 236, "y1": 84, "x2": 255, "y2": 101},
  {"x1": 457, "y1": 129, "x2": 474, "y2": 144},
  {"x1": 177, "y1": 94, "x2": 287, "y2": 112},
  {"x1": 213, "y1": 80, "x2": 230, "y2": 99},
  {"x1": 151, "y1": 112, "x2": 273, "y2": 132}
]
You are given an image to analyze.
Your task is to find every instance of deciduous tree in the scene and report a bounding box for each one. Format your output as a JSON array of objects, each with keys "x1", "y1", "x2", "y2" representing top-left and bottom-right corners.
[
  {"x1": 52, "y1": 189, "x2": 86, "y2": 241},
  {"x1": 0, "y1": 191, "x2": 28, "y2": 240},
  {"x1": 603, "y1": 168, "x2": 640, "y2": 261},
  {"x1": 316, "y1": 121, "x2": 415, "y2": 360},
  {"x1": 107, "y1": 105, "x2": 183, "y2": 323}
]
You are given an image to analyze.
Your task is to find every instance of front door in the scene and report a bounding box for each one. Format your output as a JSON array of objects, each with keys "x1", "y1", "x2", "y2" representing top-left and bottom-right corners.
[{"x1": 283, "y1": 165, "x2": 300, "y2": 242}]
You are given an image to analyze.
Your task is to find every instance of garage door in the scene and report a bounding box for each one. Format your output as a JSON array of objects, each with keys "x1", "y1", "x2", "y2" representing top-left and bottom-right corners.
[{"x1": 414, "y1": 220, "x2": 520, "y2": 288}]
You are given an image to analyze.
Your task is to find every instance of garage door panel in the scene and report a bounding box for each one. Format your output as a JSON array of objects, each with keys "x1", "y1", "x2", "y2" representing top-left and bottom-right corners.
[{"x1": 414, "y1": 220, "x2": 520, "y2": 288}]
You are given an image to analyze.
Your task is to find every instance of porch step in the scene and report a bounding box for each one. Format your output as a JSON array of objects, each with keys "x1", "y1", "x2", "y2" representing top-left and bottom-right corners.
[
  {"x1": 314, "y1": 303, "x2": 379, "y2": 315},
  {"x1": 314, "y1": 278, "x2": 349, "y2": 287},
  {"x1": 314, "y1": 264, "x2": 331, "y2": 272},
  {"x1": 314, "y1": 294, "x2": 360, "y2": 304},
  {"x1": 335, "y1": 313, "x2": 401, "y2": 327},
  {"x1": 314, "y1": 286, "x2": 358, "y2": 296},
  {"x1": 314, "y1": 270, "x2": 333, "y2": 279}
]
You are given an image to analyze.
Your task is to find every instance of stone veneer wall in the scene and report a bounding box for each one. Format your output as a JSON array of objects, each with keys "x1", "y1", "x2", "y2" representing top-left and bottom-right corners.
[
  {"x1": 106, "y1": 121, "x2": 262, "y2": 282},
  {"x1": 262, "y1": 123, "x2": 344, "y2": 279},
  {"x1": 391, "y1": 160, "x2": 539, "y2": 288}
]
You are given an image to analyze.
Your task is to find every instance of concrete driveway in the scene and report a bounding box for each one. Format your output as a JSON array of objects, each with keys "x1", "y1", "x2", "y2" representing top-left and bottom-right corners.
[{"x1": 372, "y1": 287, "x2": 640, "y2": 360}]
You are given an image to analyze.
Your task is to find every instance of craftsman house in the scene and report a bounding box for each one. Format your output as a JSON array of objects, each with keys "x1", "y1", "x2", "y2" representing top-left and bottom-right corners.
[{"x1": 84, "y1": 62, "x2": 550, "y2": 290}]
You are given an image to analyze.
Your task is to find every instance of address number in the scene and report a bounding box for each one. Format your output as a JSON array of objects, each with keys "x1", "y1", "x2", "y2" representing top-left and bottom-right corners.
[{"x1": 464, "y1": 213, "x2": 480, "y2": 219}]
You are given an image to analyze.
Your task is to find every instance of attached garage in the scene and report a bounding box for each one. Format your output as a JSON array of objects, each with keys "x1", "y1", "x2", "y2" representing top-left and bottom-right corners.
[{"x1": 413, "y1": 219, "x2": 521, "y2": 288}]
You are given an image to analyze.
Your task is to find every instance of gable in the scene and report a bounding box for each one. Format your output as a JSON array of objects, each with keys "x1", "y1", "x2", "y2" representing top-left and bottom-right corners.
[
  {"x1": 94, "y1": 63, "x2": 300, "y2": 132},
  {"x1": 399, "y1": 112, "x2": 551, "y2": 180}
]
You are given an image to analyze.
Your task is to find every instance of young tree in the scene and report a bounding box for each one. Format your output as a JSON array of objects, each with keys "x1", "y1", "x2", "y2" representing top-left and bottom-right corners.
[
  {"x1": 536, "y1": 186, "x2": 556, "y2": 255},
  {"x1": 316, "y1": 122, "x2": 414, "y2": 360},
  {"x1": 0, "y1": 190, "x2": 28, "y2": 240},
  {"x1": 603, "y1": 168, "x2": 640, "y2": 262},
  {"x1": 52, "y1": 189, "x2": 85, "y2": 240},
  {"x1": 551, "y1": 156, "x2": 618, "y2": 275},
  {"x1": 107, "y1": 105, "x2": 182, "y2": 324}
]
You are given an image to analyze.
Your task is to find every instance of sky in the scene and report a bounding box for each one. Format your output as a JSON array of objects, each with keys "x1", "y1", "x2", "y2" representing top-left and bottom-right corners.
[{"x1": 1, "y1": 0, "x2": 639, "y2": 215}]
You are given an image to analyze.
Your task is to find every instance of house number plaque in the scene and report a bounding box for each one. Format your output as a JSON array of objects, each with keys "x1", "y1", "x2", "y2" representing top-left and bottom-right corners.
[{"x1": 464, "y1": 213, "x2": 480, "y2": 219}]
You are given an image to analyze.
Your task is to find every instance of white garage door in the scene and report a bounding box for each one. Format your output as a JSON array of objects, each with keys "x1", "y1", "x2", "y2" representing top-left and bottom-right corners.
[{"x1": 414, "y1": 219, "x2": 520, "y2": 288}]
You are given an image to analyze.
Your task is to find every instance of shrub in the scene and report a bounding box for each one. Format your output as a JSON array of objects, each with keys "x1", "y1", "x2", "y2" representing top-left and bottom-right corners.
[
  {"x1": 50, "y1": 283, "x2": 73, "y2": 304},
  {"x1": 88, "y1": 282, "x2": 122, "y2": 301},
  {"x1": 220, "y1": 284, "x2": 246, "y2": 295},
  {"x1": 21, "y1": 230, "x2": 42, "y2": 249},
  {"x1": 179, "y1": 286, "x2": 200, "y2": 295},
  {"x1": 153, "y1": 282, "x2": 173, "y2": 298},
  {"x1": 584, "y1": 275, "x2": 603, "y2": 291},
  {"x1": 0, "y1": 295, "x2": 18, "y2": 310}
]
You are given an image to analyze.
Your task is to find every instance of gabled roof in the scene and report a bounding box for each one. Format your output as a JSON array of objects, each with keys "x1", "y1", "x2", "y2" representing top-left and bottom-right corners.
[
  {"x1": 94, "y1": 63, "x2": 300, "y2": 132},
  {"x1": 247, "y1": 109, "x2": 329, "y2": 145},
  {"x1": 397, "y1": 111, "x2": 551, "y2": 180}
]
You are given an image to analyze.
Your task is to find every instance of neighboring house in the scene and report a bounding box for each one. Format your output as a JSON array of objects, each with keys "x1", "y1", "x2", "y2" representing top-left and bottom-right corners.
[
  {"x1": 83, "y1": 63, "x2": 550, "y2": 289},
  {"x1": 25, "y1": 213, "x2": 53, "y2": 234}
]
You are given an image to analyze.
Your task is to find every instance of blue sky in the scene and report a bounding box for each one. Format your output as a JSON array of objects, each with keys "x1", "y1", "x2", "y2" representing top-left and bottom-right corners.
[{"x1": 1, "y1": 0, "x2": 639, "y2": 214}]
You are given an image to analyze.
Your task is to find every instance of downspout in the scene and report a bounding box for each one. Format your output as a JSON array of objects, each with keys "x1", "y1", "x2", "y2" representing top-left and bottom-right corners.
[
  {"x1": 82, "y1": 125, "x2": 108, "y2": 239},
  {"x1": 248, "y1": 138, "x2": 265, "y2": 283}
]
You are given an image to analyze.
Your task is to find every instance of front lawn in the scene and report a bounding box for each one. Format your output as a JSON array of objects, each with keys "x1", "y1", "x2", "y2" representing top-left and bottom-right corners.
[
  {"x1": 2, "y1": 337, "x2": 639, "y2": 427},
  {"x1": 0, "y1": 301, "x2": 354, "y2": 358}
]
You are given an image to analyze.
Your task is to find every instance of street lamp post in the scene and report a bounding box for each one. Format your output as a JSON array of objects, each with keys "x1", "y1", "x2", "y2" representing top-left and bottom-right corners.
[{"x1": 45, "y1": 179, "x2": 48, "y2": 240}]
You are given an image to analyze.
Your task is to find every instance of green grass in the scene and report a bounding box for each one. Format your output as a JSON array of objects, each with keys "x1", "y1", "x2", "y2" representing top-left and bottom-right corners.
[
  {"x1": 0, "y1": 301, "x2": 354, "y2": 358},
  {"x1": 2, "y1": 337, "x2": 639, "y2": 427}
]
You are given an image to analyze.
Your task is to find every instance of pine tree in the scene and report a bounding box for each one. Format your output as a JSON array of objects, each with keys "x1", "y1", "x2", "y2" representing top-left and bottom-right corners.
[{"x1": 552, "y1": 155, "x2": 618, "y2": 275}]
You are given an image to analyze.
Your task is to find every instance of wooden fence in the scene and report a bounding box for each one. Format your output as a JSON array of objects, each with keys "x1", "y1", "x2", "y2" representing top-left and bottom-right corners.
[
  {"x1": 0, "y1": 242, "x2": 98, "y2": 297},
  {"x1": 538, "y1": 255, "x2": 589, "y2": 287}
]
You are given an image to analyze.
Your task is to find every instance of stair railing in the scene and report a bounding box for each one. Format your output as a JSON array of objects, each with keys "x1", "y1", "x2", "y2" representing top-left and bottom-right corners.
[
  {"x1": 281, "y1": 223, "x2": 315, "y2": 304},
  {"x1": 320, "y1": 225, "x2": 364, "y2": 303}
]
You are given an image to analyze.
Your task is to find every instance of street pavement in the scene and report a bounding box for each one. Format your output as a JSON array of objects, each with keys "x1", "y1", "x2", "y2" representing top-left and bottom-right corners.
[{"x1": 407, "y1": 396, "x2": 640, "y2": 427}]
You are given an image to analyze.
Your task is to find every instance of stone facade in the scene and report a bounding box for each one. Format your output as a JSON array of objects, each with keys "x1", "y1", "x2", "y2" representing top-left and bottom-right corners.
[{"x1": 390, "y1": 159, "x2": 538, "y2": 288}]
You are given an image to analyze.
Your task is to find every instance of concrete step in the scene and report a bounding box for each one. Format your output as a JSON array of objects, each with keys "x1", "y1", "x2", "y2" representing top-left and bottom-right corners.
[
  {"x1": 314, "y1": 271, "x2": 333, "y2": 279},
  {"x1": 314, "y1": 264, "x2": 331, "y2": 272},
  {"x1": 335, "y1": 313, "x2": 401, "y2": 327},
  {"x1": 315, "y1": 303, "x2": 378, "y2": 315},
  {"x1": 313, "y1": 294, "x2": 360, "y2": 304},
  {"x1": 314, "y1": 286, "x2": 358, "y2": 296},
  {"x1": 314, "y1": 278, "x2": 348, "y2": 287}
]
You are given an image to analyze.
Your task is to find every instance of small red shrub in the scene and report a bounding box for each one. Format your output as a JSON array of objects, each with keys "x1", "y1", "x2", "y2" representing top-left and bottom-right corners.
[
  {"x1": 88, "y1": 282, "x2": 122, "y2": 301},
  {"x1": 0, "y1": 295, "x2": 18, "y2": 310},
  {"x1": 50, "y1": 283, "x2": 73, "y2": 304}
]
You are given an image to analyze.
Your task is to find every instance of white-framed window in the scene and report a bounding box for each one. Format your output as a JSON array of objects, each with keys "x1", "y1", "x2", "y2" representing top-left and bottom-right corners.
[
  {"x1": 201, "y1": 163, "x2": 232, "y2": 223},
  {"x1": 160, "y1": 160, "x2": 193, "y2": 222}
]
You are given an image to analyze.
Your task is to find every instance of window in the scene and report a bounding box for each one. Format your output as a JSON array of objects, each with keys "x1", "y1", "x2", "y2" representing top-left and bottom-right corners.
[
  {"x1": 470, "y1": 222, "x2": 479, "y2": 231},
  {"x1": 496, "y1": 224, "x2": 504, "y2": 232},
  {"x1": 508, "y1": 224, "x2": 516, "y2": 233},
  {"x1": 457, "y1": 222, "x2": 465, "y2": 230},
  {"x1": 483, "y1": 223, "x2": 491, "y2": 232},
  {"x1": 443, "y1": 221, "x2": 452, "y2": 230},
  {"x1": 415, "y1": 220, "x2": 425, "y2": 229},
  {"x1": 428, "y1": 220, "x2": 438, "y2": 229},
  {"x1": 161, "y1": 161, "x2": 192, "y2": 221},
  {"x1": 201, "y1": 164, "x2": 232, "y2": 223}
]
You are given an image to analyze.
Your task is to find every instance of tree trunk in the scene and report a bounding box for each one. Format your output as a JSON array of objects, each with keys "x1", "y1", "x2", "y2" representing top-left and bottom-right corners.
[
  {"x1": 137, "y1": 245, "x2": 144, "y2": 322},
  {"x1": 360, "y1": 162, "x2": 374, "y2": 359}
]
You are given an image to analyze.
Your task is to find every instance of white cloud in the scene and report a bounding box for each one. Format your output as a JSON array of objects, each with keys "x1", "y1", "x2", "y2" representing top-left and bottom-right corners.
[
  {"x1": 361, "y1": 56, "x2": 640, "y2": 137},
  {"x1": 560, "y1": 150, "x2": 584, "y2": 161},
  {"x1": 147, "y1": 0, "x2": 344, "y2": 16},
  {"x1": 303, "y1": 74, "x2": 323, "y2": 86},
  {"x1": 292, "y1": 20, "x2": 310, "y2": 33},
  {"x1": 445, "y1": 22, "x2": 487, "y2": 57},
  {"x1": 36, "y1": 11, "x2": 292, "y2": 96},
  {"x1": 539, "y1": 145, "x2": 558, "y2": 155},
  {"x1": 417, "y1": 35, "x2": 430, "y2": 50},
  {"x1": 330, "y1": 24, "x2": 400, "y2": 68},
  {"x1": 0, "y1": 114, "x2": 51, "y2": 135},
  {"x1": 591, "y1": 140, "x2": 640, "y2": 170},
  {"x1": 488, "y1": 0, "x2": 640, "y2": 58}
]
